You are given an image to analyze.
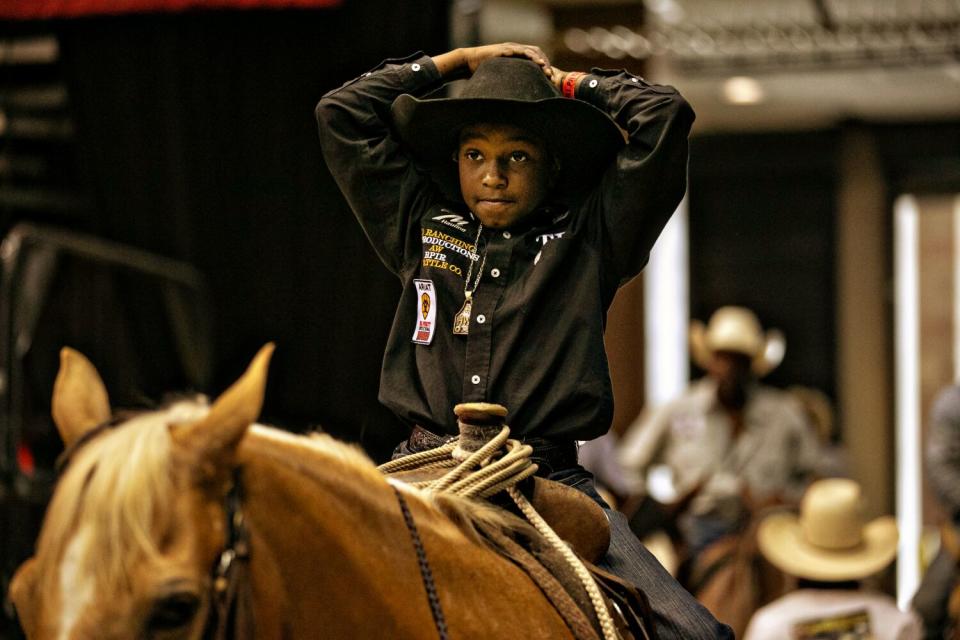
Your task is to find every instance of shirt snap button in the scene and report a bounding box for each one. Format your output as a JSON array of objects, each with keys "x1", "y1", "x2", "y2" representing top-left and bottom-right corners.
[
  {"x1": 471, "y1": 375, "x2": 481, "y2": 384},
  {"x1": 631, "y1": 77, "x2": 639, "y2": 82},
  {"x1": 502, "y1": 231, "x2": 511, "y2": 239},
  {"x1": 588, "y1": 79, "x2": 599, "y2": 88},
  {"x1": 476, "y1": 315, "x2": 486, "y2": 324},
  {"x1": 411, "y1": 63, "x2": 421, "y2": 71},
  {"x1": 490, "y1": 268, "x2": 501, "y2": 278}
]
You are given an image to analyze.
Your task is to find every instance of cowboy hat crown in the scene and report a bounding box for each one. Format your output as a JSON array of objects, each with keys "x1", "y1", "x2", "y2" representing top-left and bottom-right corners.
[
  {"x1": 689, "y1": 306, "x2": 786, "y2": 377},
  {"x1": 390, "y1": 57, "x2": 624, "y2": 199},
  {"x1": 757, "y1": 478, "x2": 899, "y2": 582}
]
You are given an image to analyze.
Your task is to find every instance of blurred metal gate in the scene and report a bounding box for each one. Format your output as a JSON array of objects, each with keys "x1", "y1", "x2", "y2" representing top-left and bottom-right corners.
[{"x1": 0, "y1": 223, "x2": 212, "y2": 637}]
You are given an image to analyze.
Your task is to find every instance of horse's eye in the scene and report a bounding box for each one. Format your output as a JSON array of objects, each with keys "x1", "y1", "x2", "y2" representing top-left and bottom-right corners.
[{"x1": 146, "y1": 592, "x2": 200, "y2": 632}]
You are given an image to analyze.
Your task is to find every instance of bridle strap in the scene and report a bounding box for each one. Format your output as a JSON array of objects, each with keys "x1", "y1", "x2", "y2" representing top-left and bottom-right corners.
[
  {"x1": 392, "y1": 484, "x2": 449, "y2": 640},
  {"x1": 210, "y1": 473, "x2": 450, "y2": 640},
  {"x1": 54, "y1": 417, "x2": 124, "y2": 475},
  {"x1": 206, "y1": 468, "x2": 254, "y2": 640}
]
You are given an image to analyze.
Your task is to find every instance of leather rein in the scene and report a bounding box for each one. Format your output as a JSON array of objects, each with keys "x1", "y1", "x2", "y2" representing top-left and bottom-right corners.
[
  {"x1": 207, "y1": 468, "x2": 449, "y2": 640},
  {"x1": 391, "y1": 483, "x2": 450, "y2": 640}
]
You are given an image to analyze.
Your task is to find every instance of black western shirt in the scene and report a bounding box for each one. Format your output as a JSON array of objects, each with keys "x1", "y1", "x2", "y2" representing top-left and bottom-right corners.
[{"x1": 316, "y1": 53, "x2": 694, "y2": 442}]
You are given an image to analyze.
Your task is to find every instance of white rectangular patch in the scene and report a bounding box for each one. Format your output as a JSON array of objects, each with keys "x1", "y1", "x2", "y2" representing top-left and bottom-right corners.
[{"x1": 412, "y1": 279, "x2": 437, "y2": 345}]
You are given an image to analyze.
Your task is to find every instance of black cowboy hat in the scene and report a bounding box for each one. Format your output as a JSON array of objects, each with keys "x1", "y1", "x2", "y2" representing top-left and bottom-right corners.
[{"x1": 390, "y1": 57, "x2": 624, "y2": 199}]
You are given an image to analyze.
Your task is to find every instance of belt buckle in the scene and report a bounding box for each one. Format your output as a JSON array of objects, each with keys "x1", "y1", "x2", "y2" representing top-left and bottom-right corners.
[{"x1": 409, "y1": 425, "x2": 453, "y2": 452}]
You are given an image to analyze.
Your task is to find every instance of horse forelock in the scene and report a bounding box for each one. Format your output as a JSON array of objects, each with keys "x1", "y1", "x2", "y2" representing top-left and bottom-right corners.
[{"x1": 36, "y1": 398, "x2": 210, "y2": 607}]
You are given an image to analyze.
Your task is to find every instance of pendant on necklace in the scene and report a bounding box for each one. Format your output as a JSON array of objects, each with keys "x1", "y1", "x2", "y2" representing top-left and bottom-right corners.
[{"x1": 452, "y1": 292, "x2": 472, "y2": 335}]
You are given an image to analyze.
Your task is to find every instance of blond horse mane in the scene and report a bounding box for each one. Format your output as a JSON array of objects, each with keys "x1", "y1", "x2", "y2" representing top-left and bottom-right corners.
[
  {"x1": 35, "y1": 399, "x2": 209, "y2": 599},
  {"x1": 34, "y1": 398, "x2": 525, "y2": 602}
]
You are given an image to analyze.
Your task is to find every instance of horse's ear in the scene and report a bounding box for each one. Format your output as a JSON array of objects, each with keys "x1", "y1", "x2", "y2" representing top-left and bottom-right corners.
[
  {"x1": 171, "y1": 343, "x2": 274, "y2": 470},
  {"x1": 51, "y1": 347, "x2": 112, "y2": 447}
]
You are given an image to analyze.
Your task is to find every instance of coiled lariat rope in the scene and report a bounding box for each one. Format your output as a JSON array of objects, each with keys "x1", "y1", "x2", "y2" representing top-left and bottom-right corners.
[{"x1": 378, "y1": 426, "x2": 620, "y2": 640}]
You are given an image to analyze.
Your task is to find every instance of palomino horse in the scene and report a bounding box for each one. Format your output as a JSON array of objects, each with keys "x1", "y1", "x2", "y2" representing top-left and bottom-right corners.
[{"x1": 8, "y1": 344, "x2": 584, "y2": 639}]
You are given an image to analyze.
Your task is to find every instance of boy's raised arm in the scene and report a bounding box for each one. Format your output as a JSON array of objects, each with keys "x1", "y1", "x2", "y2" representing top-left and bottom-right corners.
[
  {"x1": 551, "y1": 65, "x2": 695, "y2": 287},
  {"x1": 315, "y1": 53, "x2": 444, "y2": 274}
]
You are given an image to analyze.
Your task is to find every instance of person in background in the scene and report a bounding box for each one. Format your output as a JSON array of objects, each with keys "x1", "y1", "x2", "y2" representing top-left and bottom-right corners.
[
  {"x1": 788, "y1": 384, "x2": 849, "y2": 479},
  {"x1": 912, "y1": 384, "x2": 960, "y2": 639},
  {"x1": 745, "y1": 477, "x2": 921, "y2": 640},
  {"x1": 615, "y1": 305, "x2": 822, "y2": 634},
  {"x1": 617, "y1": 306, "x2": 821, "y2": 562}
]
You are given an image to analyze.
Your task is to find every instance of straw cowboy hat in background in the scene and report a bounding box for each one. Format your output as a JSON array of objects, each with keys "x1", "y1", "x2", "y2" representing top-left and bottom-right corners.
[
  {"x1": 689, "y1": 305, "x2": 786, "y2": 377},
  {"x1": 390, "y1": 56, "x2": 624, "y2": 199},
  {"x1": 757, "y1": 478, "x2": 899, "y2": 582}
]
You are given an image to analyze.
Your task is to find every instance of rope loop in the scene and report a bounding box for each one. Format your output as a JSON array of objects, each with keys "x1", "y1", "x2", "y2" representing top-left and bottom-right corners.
[{"x1": 379, "y1": 425, "x2": 620, "y2": 640}]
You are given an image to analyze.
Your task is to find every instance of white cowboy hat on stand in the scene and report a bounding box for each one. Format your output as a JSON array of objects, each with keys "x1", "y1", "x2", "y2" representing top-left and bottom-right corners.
[
  {"x1": 757, "y1": 478, "x2": 899, "y2": 582},
  {"x1": 689, "y1": 306, "x2": 786, "y2": 377}
]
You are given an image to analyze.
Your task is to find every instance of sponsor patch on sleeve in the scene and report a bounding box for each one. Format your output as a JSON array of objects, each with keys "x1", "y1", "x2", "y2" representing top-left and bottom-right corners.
[{"x1": 412, "y1": 279, "x2": 437, "y2": 345}]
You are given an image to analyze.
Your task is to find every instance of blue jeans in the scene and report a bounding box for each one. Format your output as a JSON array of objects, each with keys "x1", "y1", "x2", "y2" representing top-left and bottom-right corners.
[{"x1": 550, "y1": 466, "x2": 733, "y2": 640}]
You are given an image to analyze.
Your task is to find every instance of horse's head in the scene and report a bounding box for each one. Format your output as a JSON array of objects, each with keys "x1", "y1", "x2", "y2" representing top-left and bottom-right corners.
[{"x1": 9, "y1": 344, "x2": 274, "y2": 640}]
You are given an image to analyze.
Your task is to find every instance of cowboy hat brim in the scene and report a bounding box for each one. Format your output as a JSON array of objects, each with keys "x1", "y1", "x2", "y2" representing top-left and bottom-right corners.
[
  {"x1": 757, "y1": 511, "x2": 899, "y2": 582},
  {"x1": 390, "y1": 94, "x2": 624, "y2": 200},
  {"x1": 689, "y1": 320, "x2": 785, "y2": 377}
]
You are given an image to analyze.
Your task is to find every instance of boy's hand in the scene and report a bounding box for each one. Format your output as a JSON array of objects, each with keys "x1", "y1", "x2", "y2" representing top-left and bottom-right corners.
[
  {"x1": 547, "y1": 66, "x2": 568, "y2": 91},
  {"x1": 433, "y1": 43, "x2": 552, "y2": 78},
  {"x1": 463, "y1": 43, "x2": 551, "y2": 73}
]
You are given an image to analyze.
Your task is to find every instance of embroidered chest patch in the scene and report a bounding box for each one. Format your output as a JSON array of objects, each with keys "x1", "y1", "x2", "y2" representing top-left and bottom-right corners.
[{"x1": 420, "y1": 226, "x2": 477, "y2": 278}]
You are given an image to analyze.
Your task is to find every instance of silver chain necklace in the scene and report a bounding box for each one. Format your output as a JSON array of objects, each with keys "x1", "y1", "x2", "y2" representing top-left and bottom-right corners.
[{"x1": 452, "y1": 223, "x2": 487, "y2": 335}]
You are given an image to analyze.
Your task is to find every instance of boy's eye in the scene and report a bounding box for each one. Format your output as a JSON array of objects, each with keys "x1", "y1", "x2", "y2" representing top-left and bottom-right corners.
[
  {"x1": 510, "y1": 151, "x2": 530, "y2": 162},
  {"x1": 464, "y1": 150, "x2": 482, "y2": 161}
]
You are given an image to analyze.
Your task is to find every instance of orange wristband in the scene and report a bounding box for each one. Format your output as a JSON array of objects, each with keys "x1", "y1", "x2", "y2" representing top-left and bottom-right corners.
[{"x1": 562, "y1": 72, "x2": 585, "y2": 98}]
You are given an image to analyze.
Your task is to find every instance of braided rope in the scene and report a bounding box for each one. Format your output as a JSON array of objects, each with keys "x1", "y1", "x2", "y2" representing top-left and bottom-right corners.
[
  {"x1": 392, "y1": 485, "x2": 449, "y2": 640},
  {"x1": 508, "y1": 486, "x2": 618, "y2": 640},
  {"x1": 378, "y1": 441, "x2": 459, "y2": 473},
  {"x1": 378, "y1": 427, "x2": 619, "y2": 640}
]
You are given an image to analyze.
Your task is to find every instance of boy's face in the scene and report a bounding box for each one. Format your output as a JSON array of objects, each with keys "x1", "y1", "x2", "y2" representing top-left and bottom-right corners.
[{"x1": 457, "y1": 123, "x2": 554, "y2": 229}]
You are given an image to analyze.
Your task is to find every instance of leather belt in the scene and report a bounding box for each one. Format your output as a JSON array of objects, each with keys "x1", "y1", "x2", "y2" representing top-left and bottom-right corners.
[{"x1": 398, "y1": 425, "x2": 579, "y2": 477}]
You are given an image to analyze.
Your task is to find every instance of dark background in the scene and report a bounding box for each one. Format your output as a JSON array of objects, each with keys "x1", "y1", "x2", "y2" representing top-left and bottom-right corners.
[
  {"x1": 0, "y1": 7, "x2": 447, "y2": 631},
  {"x1": 2, "y1": 3, "x2": 449, "y2": 460}
]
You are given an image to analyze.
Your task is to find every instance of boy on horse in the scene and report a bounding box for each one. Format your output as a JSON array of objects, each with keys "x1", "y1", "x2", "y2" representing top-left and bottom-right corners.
[{"x1": 316, "y1": 43, "x2": 730, "y2": 638}]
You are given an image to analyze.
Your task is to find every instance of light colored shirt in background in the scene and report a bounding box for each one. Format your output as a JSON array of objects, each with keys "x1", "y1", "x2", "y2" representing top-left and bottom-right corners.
[
  {"x1": 744, "y1": 589, "x2": 922, "y2": 640},
  {"x1": 617, "y1": 378, "x2": 822, "y2": 518}
]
